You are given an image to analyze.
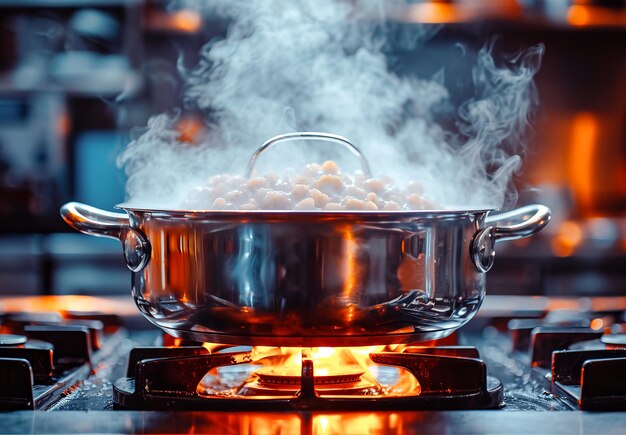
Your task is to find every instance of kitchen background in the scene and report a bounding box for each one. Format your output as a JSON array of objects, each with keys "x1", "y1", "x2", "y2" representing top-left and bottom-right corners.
[{"x1": 0, "y1": 0, "x2": 624, "y2": 297}]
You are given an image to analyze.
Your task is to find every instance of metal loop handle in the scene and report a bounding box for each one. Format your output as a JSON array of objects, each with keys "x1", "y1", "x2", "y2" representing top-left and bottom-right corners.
[
  {"x1": 245, "y1": 132, "x2": 373, "y2": 178},
  {"x1": 471, "y1": 204, "x2": 551, "y2": 273},
  {"x1": 485, "y1": 204, "x2": 551, "y2": 242},
  {"x1": 61, "y1": 202, "x2": 129, "y2": 240},
  {"x1": 60, "y1": 202, "x2": 150, "y2": 272}
]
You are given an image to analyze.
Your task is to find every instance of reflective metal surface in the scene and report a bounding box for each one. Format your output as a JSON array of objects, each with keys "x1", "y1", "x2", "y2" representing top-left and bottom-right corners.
[
  {"x1": 4, "y1": 410, "x2": 626, "y2": 434},
  {"x1": 473, "y1": 204, "x2": 551, "y2": 273},
  {"x1": 245, "y1": 132, "x2": 373, "y2": 178},
  {"x1": 61, "y1": 203, "x2": 550, "y2": 346}
]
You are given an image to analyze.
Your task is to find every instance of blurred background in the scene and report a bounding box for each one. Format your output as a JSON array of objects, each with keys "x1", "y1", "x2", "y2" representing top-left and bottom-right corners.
[{"x1": 0, "y1": 0, "x2": 624, "y2": 297}]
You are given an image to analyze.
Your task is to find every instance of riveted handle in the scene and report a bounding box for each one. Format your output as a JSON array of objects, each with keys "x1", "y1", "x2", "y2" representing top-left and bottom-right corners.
[
  {"x1": 245, "y1": 132, "x2": 373, "y2": 178},
  {"x1": 471, "y1": 204, "x2": 551, "y2": 273},
  {"x1": 60, "y1": 202, "x2": 150, "y2": 272}
]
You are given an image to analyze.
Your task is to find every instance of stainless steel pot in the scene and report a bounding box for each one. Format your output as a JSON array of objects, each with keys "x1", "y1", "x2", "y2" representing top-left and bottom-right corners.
[{"x1": 60, "y1": 133, "x2": 551, "y2": 346}]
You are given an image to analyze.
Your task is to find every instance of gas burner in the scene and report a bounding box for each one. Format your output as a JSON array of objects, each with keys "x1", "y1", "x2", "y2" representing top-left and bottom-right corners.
[
  {"x1": 113, "y1": 344, "x2": 503, "y2": 410},
  {"x1": 257, "y1": 367, "x2": 364, "y2": 386},
  {"x1": 203, "y1": 348, "x2": 386, "y2": 398},
  {"x1": 236, "y1": 364, "x2": 377, "y2": 397}
]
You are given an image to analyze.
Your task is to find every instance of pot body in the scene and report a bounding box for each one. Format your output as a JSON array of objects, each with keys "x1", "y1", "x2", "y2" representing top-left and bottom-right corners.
[
  {"x1": 61, "y1": 204, "x2": 551, "y2": 346},
  {"x1": 132, "y1": 210, "x2": 486, "y2": 346}
]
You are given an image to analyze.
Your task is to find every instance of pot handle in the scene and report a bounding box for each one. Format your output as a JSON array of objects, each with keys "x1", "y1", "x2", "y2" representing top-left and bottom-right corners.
[
  {"x1": 471, "y1": 204, "x2": 551, "y2": 273},
  {"x1": 60, "y1": 202, "x2": 150, "y2": 272},
  {"x1": 245, "y1": 132, "x2": 373, "y2": 178}
]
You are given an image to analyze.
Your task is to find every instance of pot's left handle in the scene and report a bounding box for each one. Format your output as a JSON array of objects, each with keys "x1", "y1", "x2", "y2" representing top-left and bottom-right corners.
[
  {"x1": 471, "y1": 204, "x2": 551, "y2": 273},
  {"x1": 60, "y1": 202, "x2": 150, "y2": 272}
]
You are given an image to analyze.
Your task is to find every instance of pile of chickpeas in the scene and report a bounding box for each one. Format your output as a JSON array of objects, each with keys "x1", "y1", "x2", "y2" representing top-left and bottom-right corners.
[{"x1": 184, "y1": 161, "x2": 434, "y2": 211}]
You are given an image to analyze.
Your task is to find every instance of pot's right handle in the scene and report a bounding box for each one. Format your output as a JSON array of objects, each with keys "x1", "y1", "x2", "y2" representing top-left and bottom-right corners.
[
  {"x1": 60, "y1": 202, "x2": 150, "y2": 272},
  {"x1": 471, "y1": 204, "x2": 551, "y2": 273}
]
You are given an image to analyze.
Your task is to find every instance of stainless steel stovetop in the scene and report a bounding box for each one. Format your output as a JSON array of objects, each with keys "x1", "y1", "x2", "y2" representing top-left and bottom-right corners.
[{"x1": 1, "y1": 295, "x2": 625, "y2": 434}]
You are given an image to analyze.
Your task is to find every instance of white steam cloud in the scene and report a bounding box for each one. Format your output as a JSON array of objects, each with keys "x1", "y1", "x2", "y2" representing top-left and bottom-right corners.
[{"x1": 118, "y1": 0, "x2": 543, "y2": 210}]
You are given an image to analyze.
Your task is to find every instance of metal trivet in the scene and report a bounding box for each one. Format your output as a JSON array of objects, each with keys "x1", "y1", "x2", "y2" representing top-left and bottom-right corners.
[
  {"x1": 113, "y1": 345, "x2": 504, "y2": 410},
  {"x1": 507, "y1": 317, "x2": 626, "y2": 411},
  {"x1": 0, "y1": 314, "x2": 124, "y2": 411}
]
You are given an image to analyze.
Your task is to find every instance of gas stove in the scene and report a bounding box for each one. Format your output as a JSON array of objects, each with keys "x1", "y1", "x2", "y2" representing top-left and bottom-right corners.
[{"x1": 1, "y1": 295, "x2": 626, "y2": 434}]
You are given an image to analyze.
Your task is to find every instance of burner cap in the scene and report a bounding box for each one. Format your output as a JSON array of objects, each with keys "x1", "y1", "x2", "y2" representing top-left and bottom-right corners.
[
  {"x1": 0, "y1": 333, "x2": 28, "y2": 346},
  {"x1": 257, "y1": 370, "x2": 364, "y2": 386},
  {"x1": 601, "y1": 333, "x2": 626, "y2": 349}
]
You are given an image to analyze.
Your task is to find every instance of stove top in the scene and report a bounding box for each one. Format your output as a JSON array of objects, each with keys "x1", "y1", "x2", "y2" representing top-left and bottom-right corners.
[{"x1": 1, "y1": 295, "x2": 625, "y2": 434}]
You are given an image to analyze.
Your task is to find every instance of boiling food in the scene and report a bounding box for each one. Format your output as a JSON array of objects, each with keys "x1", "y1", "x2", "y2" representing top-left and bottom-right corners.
[{"x1": 184, "y1": 160, "x2": 435, "y2": 211}]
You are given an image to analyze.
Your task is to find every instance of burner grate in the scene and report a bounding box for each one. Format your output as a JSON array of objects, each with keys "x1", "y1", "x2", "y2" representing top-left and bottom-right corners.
[
  {"x1": 505, "y1": 312, "x2": 626, "y2": 411},
  {"x1": 113, "y1": 345, "x2": 504, "y2": 410},
  {"x1": 551, "y1": 347, "x2": 626, "y2": 410},
  {"x1": 0, "y1": 313, "x2": 124, "y2": 411}
]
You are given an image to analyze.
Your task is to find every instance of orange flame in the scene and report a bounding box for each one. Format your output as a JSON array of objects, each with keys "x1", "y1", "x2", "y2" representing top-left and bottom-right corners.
[
  {"x1": 197, "y1": 345, "x2": 421, "y2": 398},
  {"x1": 250, "y1": 346, "x2": 382, "y2": 378}
]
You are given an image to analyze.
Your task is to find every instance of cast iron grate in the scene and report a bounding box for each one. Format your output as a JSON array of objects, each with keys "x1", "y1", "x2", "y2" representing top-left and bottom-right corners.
[
  {"x1": 0, "y1": 313, "x2": 122, "y2": 410},
  {"x1": 506, "y1": 312, "x2": 626, "y2": 411},
  {"x1": 547, "y1": 333, "x2": 626, "y2": 411},
  {"x1": 113, "y1": 345, "x2": 504, "y2": 410}
]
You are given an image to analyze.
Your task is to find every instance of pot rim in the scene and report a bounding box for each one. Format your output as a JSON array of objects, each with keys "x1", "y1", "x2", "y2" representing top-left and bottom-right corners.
[{"x1": 116, "y1": 203, "x2": 497, "y2": 217}]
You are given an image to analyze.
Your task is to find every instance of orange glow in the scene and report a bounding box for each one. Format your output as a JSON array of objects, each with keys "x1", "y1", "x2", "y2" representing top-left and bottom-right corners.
[
  {"x1": 249, "y1": 346, "x2": 381, "y2": 378},
  {"x1": 237, "y1": 413, "x2": 301, "y2": 435},
  {"x1": 545, "y1": 300, "x2": 583, "y2": 311},
  {"x1": 177, "y1": 115, "x2": 206, "y2": 144},
  {"x1": 143, "y1": 224, "x2": 201, "y2": 306},
  {"x1": 313, "y1": 413, "x2": 385, "y2": 434},
  {"x1": 164, "y1": 336, "x2": 186, "y2": 347},
  {"x1": 405, "y1": 2, "x2": 457, "y2": 23},
  {"x1": 567, "y1": 5, "x2": 591, "y2": 26},
  {"x1": 550, "y1": 220, "x2": 583, "y2": 257},
  {"x1": 568, "y1": 113, "x2": 598, "y2": 213},
  {"x1": 170, "y1": 10, "x2": 202, "y2": 33},
  {"x1": 574, "y1": 296, "x2": 626, "y2": 313},
  {"x1": 567, "y1": 5, "x2": 626, "y2": 26},
  {"x1": 399, "y1": 0, "x2": 521, "y2": 23},
  {"x1": 57, "y1": 112, "x2": 71, "y2": 137},
  {"x1": 147, "y1": 9, "x2": 202, "y2": 34},
  {"x1": 342, "y1": 229, "x2": 357, "y2": 299},
  {"x1": 0, "y1": 295, "x2": 137, "y2": 316},
  {"x1": 230, "y1": 412, "x2": 400, "y2": 435},
  {"x1": 317, "y1": 415, "x2": 329, "y2": 432},
  {"x1": 197, "y1": 345, "x2": 421, "y2": 398},
  {"x1": 590, "y1": 318, "x2": 604, "y2": 330}
]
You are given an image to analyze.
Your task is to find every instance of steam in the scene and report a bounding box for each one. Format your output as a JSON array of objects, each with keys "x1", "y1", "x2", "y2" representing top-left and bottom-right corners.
[{"x1": 118, "y1": 0, "x2": 543, "y2": 210}]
